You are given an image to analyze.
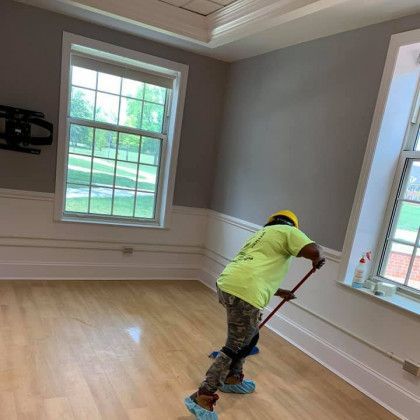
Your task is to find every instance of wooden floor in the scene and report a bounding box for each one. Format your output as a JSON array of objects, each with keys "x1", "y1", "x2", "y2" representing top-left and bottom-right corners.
[{"x1": 0, "y1": 280, "x2": 395, "y2": 420}]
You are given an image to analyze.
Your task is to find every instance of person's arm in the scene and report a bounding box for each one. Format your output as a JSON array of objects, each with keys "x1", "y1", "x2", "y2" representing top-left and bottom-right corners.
[{"x1": 298, "y1": 242, "x2": 325, "y2": 270}]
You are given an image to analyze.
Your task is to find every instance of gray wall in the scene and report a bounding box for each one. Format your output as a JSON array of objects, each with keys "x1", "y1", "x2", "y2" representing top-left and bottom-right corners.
[
  {"x1": 0, "y1": 0, "x2": 228, "y2": 208},
  {"x1": 211, "y1": 14, "x2": 420, "y2": 250}
]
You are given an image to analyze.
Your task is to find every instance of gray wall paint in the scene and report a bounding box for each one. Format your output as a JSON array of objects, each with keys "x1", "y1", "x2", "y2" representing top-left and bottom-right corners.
[
  {"x1": 0, "y1": 0, "x2": 228, "y2": 208},
  {"x1": 211, "y1": 14, "x2": 420, "y2": 250}
]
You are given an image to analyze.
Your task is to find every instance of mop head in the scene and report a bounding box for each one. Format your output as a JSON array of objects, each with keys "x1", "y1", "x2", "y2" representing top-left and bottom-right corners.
[
  {"x1": 184, "y1": 397, "x2": 218, "y2": 419},
  {"x1": 209, "y1": 346, "x2": 259, "y2": 359},
  {"x1": 219, "y1": 378, "x2": 256, "y2": 394}
]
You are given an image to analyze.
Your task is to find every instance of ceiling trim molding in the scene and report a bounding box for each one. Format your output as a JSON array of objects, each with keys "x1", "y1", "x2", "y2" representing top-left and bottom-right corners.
[
  {"x1": 208, "y1": 0, "x2": 349, "y2": 46},
  {"x1": 13, "y1": 0, "x2": 420, "y2": 61},
  {"x1": 18, "y1": 0, "x2": 352, "y2": 47},
  {"x1": 18, "y1": 0, "x2": 209, "y2": 42}
]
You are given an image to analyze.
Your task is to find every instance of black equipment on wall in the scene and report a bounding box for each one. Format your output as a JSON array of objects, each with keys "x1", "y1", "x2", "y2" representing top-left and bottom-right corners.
[{"x1": 0, "y1": 105, "x2": 53, "y2": 155}]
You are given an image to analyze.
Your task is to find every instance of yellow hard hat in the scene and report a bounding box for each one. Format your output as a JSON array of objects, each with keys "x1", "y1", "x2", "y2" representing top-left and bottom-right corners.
[{"x1": 267, "y1": 210, "x2": 299, "y2": 228}]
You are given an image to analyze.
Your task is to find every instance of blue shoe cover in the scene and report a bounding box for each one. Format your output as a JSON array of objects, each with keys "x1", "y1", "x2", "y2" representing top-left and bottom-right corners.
[
  {"x1": 184, "y1": 397, "x2": 218, "y2": 419},
  {"x1": 219, "y1": 379, "x2": 256, "y2": 394}
]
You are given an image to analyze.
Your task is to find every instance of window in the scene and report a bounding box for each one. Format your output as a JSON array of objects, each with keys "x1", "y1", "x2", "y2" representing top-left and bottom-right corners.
[
  {"x1": 378, "y1": 86, "x2": 420, "y2": 293},
  {"x1": 56, "y1": 33, "x2": 188, "y2": 227}
]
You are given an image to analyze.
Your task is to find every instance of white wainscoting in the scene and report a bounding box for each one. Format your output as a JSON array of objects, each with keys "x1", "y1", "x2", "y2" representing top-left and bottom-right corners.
[
  {"x1": 1, "y1": 189, "x2": 419, "y2": 418},
  {"x1": 201, "y1": 210, "x2": 420, "y2": 420},
  {"x1": 0, "y1": 189, "x2": 206, "y2": 280}
]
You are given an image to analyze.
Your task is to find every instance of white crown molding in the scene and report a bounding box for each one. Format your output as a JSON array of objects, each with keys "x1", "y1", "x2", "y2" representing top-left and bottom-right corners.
[
  {"x1": 207, "y1": 0, "x2": 348, "y2": 46},
  {"x1": 15, "y1": 0, "x2": 420, "y2": 61},
  {"x1": 18, "y1": 0, "x2": 349, "y2": 47},
  {"x1": 13, "y1": 0, "x2": 380, "y2": 49},
  {"x1": 17, "y1": 0, "x2": 209, "y2": 42}
]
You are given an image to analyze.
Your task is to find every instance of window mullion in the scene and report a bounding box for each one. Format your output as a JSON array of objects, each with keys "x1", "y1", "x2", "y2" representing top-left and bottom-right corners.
[
  {"x1": 133, "y1": 136, "x2": 142, "y2": 218},
  {"x1": 87, "y1": 72, "x2": 99, "y2": 214},
  {"x1": 68, "y1": 117, "x2": 165, "y2": 140},
  {"x1": 397, "y1": 197, "x2": 420, "y2": 206},
  {"x1": 404, "y1": 228, "x2": 420, "y2": 285},
  {"x1": 110, "y1": 79, "x2": 123, "y2": 216},
  {"x1": 162, "y1": 89, "x2": 172, "y2": 135},
  {"x1": 87, "y1": 128, "x2": 96, "y2": 213},
  {"x1": 385, "y1": 157, "x2": 410, "y2": 242}
]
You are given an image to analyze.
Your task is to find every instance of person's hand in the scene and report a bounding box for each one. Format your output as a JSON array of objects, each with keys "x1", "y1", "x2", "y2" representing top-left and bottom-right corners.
[
  {"x1": 275, "y1": 289, "x2": 296, "y2": 300},
  {"x1": 313, "y1": 257, "x2": 326, "y2": 270}
]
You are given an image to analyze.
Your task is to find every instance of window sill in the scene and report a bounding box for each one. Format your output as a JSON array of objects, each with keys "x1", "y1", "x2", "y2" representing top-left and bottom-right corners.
[
  {"x1": 59, "y1": 214, "x2": 169, "y2": 230},
  {"x1": 338, "y1": 281, "x2": 420, "y2": 316}
]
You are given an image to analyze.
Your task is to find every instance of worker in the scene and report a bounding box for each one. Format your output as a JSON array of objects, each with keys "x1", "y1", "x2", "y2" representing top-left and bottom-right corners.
[{"x1": 184, "y1": 210, "x2": 325, "y2": 419}]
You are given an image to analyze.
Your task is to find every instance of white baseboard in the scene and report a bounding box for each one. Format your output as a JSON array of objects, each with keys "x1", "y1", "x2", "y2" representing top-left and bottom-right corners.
[
  {"x1": 0, "y1": 260, "x2": 201, "y2": 281},
  {"x1": 266, "y1": 311, "x2": 418, "y2": 420}
]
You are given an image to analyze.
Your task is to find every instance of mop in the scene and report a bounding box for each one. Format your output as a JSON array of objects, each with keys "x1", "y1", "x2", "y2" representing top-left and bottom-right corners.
[{"x1": 209, "y1": 267, "x2": 316, "y2": 359}]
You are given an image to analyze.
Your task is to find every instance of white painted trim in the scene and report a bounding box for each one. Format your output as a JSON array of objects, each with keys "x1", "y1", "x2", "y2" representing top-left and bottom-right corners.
[
  {"x1": 207, "y1": 209, "x2": 342, "y2": 262},
  {"x1": 18, "y1": 0, "x2": 399, "y2": 54},
  {"x1": 208, "y1": 0, "x2": 348, "y2": 47},
  {"x1": 0, "y1": 260, "x2": 201, "y2": 281},
  {"x1": 0, "y1": 188, "x2": 54, "y2": 201},
  {"x1": 265, "y1": 311, "x2": 420, "y2": 420},
  {"x1": 339, "y1": 28, "x2": 420, "y2": 283},
  {"x1": 54, "y1": 32, "x2": 189, "y2": 230},
  {"x1": 24, "y1": 0, "x2": 209, "y2": 42},
  {"x1": 0, "y1": 236, "x2": 203, "y2": 254}
]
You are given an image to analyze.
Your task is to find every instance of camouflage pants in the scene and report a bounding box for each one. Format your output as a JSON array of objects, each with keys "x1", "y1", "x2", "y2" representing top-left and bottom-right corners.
[{"x1": 199, "y1": 287, "x2": 261, "y2": 394}]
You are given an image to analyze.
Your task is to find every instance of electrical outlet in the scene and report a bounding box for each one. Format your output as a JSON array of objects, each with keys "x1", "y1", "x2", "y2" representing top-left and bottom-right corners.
[
  {"x1": 122, "y1": 247, "x2": 134, "y2": 255},
  {"x1": 403, "y1": 360, "x2": 420, "y2": 377}
]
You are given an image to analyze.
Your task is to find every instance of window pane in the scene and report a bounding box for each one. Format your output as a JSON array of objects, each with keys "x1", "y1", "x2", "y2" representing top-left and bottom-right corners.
[
  {"x1": 71, "y1": 66, "x2": 97, "y2": 89},
  {"x1": 65, "y1": 184, "x2": 89, "y2": 213},
  {"x1": 98, "y1": 72, "x2": 121, "y2": 94},
  {"x1": 95, "y1": 92, "x2": 119, "y2": 124},
  {"x1": 141, "y1": 102, "x2": 164, "y2": 133},
  {"x1": 122, "y1": 79, "x2": 144, "y2": 99},
  {"x1": 135, "y1": 192, "x2": 155, "y2": 219},
  {"x1": 69, "y1": 124, "x2": 93, "y2": 156},
  {"x1": 70, "y1": 87, "x2": 95, "y2": 120},
  {"x1": 92, "y1": 158, "x2": 115, "y2": 187},
  {"x1": 381, "y1": 242, "x2": 414, "y2": 284},
  {"x1": 138, "y1": 165, "x2": 158, "y2": 192},
  {"x1": 402, "y1": 160, "x2": 420, "y2": 202},
  {"x1": 90, "y1": 187, "x2": 113, "y2": 215},
  {"x1": 393, "y1": 201, "x2": 420, "y2": 244},
  {"x1": 408, "y1": 248, "x2": 420, "y2": 291},
  {"x1": 144, "y1": 84, "x2": 166, "y2": 104},
  {"x1": 115, "y1": 161, "x2": 137, "y2": 189},
  {"x1": 117, "y1": 133, "x2": 140, "y2": 162},
  {"x1": 66, "y1": 61, "x2": 168, "y2": 224},
  {"x1": 67, "y1": 154, "x2": 91, "y2": 185},
  {"x1": 113, "y1": 189, "x2": 135, "y2": 217},
  {"x1": 94, "y1": 129, "x2": 117, "y2": 159},
  {"x1": 140, "y1": 137, "x2": 161, "y2": 165},
  {"x1": 119, "y1": 97, "x2": 143, "y2": 129}
]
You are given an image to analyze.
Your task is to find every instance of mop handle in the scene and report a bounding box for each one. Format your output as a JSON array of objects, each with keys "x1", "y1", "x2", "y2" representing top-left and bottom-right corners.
[{"x1": 258, "y1": 267, "x2": 316, "y2": 329}]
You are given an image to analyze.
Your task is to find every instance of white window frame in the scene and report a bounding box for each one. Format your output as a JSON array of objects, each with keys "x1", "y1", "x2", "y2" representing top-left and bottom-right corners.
[
  {"x1": 54, "y1": 32, "x2": 188, "y2": 228},
  {"x1": 374, "y1": 85, "x2": 420, "y2": 297},
  {"x1": 338, "y1": 28, "x2": 420, "y2": 314}
]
